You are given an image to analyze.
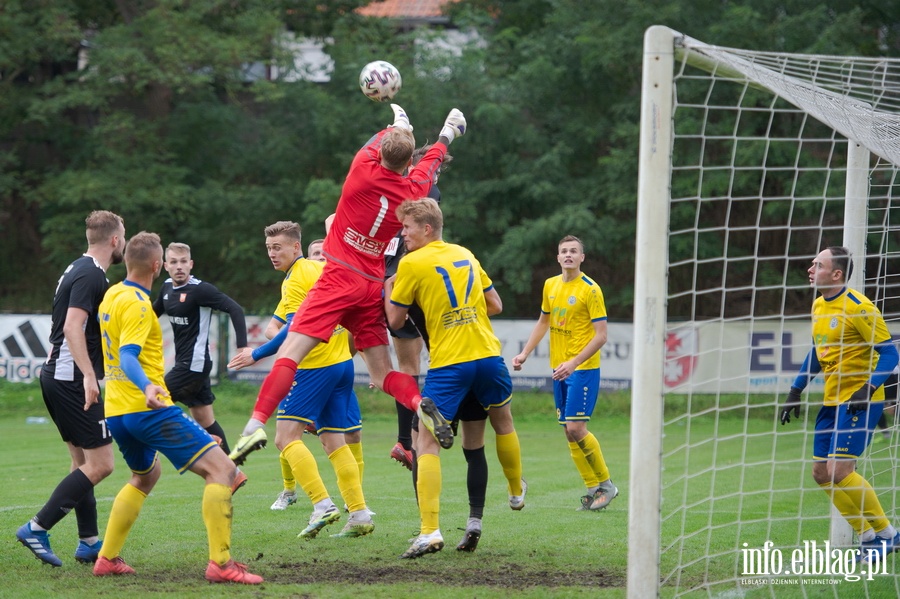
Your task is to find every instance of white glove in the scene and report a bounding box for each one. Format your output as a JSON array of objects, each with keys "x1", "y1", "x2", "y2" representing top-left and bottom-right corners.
[
  {"x1": 440, "y1": 108, "x2": 466, "y2": 144},
  {"x1": 241, "y1": 418, "x2": 265, "y2": 437},
  {"x1": 390, "y1": 104, "x2": 413, "y2": 131}
]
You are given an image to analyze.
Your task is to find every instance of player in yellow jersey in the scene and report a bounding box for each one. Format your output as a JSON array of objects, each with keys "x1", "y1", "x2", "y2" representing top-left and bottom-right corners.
[
  {"x1": 93, "y1": 232, "x2": 261, "y2": 584},
  {"x1": 513, "y1": 235, "x2": 617, "y2": 512},
  {"x1": 386, "y1": 198, "x2": 524, "y2": 559},
  {"x1": 228, "y1": 221, "x2": 372, "y2": 538},
  {"x1": 780, "y1": 246, "x2": 900, "y2": 565}
]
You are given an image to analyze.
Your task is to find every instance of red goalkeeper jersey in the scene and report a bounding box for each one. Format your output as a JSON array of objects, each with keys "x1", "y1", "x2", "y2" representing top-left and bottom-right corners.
[{"x1": 323, "y1": 129, "x2": 446, "y2": 281}]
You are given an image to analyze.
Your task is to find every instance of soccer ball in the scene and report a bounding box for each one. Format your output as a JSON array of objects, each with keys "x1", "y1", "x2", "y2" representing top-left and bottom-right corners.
[{"x1": 359, "y1": 61, "x2": 402, "y2": 102}]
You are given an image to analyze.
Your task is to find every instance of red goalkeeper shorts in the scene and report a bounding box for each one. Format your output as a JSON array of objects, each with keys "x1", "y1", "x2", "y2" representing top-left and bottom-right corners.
[{"x1": 289, "y1": 262, "x2": 389, "y2": 350}]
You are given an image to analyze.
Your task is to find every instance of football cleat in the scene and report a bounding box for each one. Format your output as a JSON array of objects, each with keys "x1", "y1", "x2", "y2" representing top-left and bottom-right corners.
[
  {"x1": 417, "y1": 397, "x2": 453, "y2": 449},
  {"x1": 270, "y1": 490, "x2": 298, "y2": 511},
  {"x1": 330, "y1": 513, "x2": 375, "y2": 538},
  {"x1": 456, "y1": 518, "x2": 482, "y2": 552},
  {"x1": 298, "y1": 505, "x2": 341, "y2": 539},
  {"x1": 577, "y1": 494, "x2": 594, "y2": 511},
  {"x1": 231, "y1": 469, "x2": 248, "y2": 495},
  {"x1": 74, "y1": 539, "x2": 102, "y2": 564},
  {"x1": 93, "y1": 556, "x2": 135, "y2": 576},
  {"x1": 205, "y1": 559, "x2": 263, "y2": 584},
  {"x1": 586, "y1": 480, "x2": 619, "y2": 511},
  {"x1": 390, "y1": 442, "x2": 414, "y2": 471},
  {"x1": 857, "y1": 531, "x2": 900, "y2": 565},
  {"x1": 400, "y1": 531, "x2": 444, "y2": 559},
  {"x1": 228, "y1": 428, "x2": 267, "y2": 466},
  {"x1": 509, "y1": 478, "x2": 527, "y2": 511},
  {"x1": 16, "y1": 522, "x2": 62, "y2": 567}
]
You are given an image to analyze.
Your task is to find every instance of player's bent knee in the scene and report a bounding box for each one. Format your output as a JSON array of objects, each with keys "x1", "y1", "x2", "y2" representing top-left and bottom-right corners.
[{"x1": 194, "y1": 448, "x2": 238, "y2": 485}]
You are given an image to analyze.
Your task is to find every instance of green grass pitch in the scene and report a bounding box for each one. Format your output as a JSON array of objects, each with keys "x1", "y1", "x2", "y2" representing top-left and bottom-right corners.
[{"x1": 2, "y1": 381, "x2": 898, "y2": 597}]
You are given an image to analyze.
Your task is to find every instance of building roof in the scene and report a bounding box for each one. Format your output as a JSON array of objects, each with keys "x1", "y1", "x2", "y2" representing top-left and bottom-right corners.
[{"x1": 356, "y1": 0, "x2": 458, "y2": 19}]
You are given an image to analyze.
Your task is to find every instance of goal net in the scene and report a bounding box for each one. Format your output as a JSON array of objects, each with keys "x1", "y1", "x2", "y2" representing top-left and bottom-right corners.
[{"x1": 630, "y1": 25, "x2": 900, "y2": 597}]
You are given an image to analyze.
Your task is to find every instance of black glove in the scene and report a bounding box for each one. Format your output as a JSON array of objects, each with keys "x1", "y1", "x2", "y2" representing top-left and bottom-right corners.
[
  {"x1": 780, "y1": 387, "x2": 802, "y2": 425},
  {"x1": 846, "y1": 384, "x2": 875, "y2": 415}
]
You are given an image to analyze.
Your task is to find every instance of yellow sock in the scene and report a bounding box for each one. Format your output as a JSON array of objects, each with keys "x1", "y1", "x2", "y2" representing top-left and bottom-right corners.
[
  {"x1": 329, "y1": 445, "x2": 365, "y2": 512},
  {"x1": 98, "y1": 483, "x2": 147, "y2": 560},
  {"x1": 569, "y1": 441, "x2": 600, "y2": 488},
  {"x1": 202, "y1": 483, "x2": 232, "y2": 566},
  {"x1": 280, "y1": 452, "x2": 296, "y2": 492},
  {"x1": 346, "y1": 441, "x2": 365, "y2": 486},
  {"x1": 282, "y1": 440, "x2": 329, "y2": 504},
  {"x1": 495, "y1": 431, "x2": 523, "y2": 496},
  {"x1": 577, "y1": 432, "x2": 610, "y2": 483},
  {"x1": 835, "y1": 471, "x2": 891, "y2": 534},
  {"x1": 819, "y1": 479, "x2": 872, "y2": 536},
  {"x1": 416, "y1": 454, "x2": 441, "y2": 535}
]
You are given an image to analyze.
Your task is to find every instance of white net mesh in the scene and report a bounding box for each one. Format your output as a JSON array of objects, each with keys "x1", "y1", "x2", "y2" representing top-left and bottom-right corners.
[
  {"x1": 677, "y1": 35, "x2": 900, "y2": 167},
  {"x1": 641, "y1": 31, "x2": 900, "y2": 597}
]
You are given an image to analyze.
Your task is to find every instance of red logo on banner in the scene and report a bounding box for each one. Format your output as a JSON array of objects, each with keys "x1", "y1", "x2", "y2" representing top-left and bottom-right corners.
[{"x1": 664, "y1": 328, "x2": 697, "y2": 388}]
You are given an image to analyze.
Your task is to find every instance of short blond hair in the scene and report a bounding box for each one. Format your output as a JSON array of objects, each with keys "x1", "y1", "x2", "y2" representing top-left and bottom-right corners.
[
  {"x1": 396, "y1": 198, "x2": 443, "y2": 237},
  {"x1": 125, "y1": 232, "x2": 162, "y2": 273},
  {"x1": 165, "y1": 242, "x2": 191, "y2": 259},
  {"x1": 85, "y1": 210, "x2": 124, "y2": 245},
  {"x1": 381, "y1": 128, "x2": 415, "y2": 172},
  {"x1": 264, "y1": 221, "x2": 301, "y2": 242}
]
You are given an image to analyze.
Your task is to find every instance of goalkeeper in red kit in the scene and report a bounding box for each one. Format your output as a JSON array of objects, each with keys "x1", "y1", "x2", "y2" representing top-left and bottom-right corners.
[{"x1": 229, "y1": 104, "x2": 467, "y2": 464}]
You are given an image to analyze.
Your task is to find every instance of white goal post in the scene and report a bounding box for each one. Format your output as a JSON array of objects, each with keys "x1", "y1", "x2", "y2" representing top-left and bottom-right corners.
[{"x1": 631, "y1": 25, "x2": 900, "y2": 597}]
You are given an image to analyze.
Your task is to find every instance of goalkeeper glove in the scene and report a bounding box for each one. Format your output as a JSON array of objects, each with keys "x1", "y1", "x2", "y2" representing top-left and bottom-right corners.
[
  {"x1": 390, "y1": 104, "x2": 412, "y2": 131},
  {"x1": 779, "y1": 387, "x2": 802, "y2": 425},
  {"x1": 440, "y1": 108, "x2": 466, "y2": 144},
  {"x1": 846, "y1": 383, "x2": 875, "y2": 415}
]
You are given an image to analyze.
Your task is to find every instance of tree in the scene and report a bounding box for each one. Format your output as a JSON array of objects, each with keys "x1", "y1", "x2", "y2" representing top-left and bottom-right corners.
[{"x1": 1, "y1": 0, "x2": 897, "y2": 317}]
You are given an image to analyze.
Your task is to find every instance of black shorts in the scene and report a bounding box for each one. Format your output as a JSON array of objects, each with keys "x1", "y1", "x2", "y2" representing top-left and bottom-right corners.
[
  {"x1": 165, "y1": 365, "x2": 216, "y2": 408},
  {"x1": 455, "y1": 392, "x2": 488, "y2": 422},
  {"x1": 388, "y1": 303, "x2": 430, "y2": 347},
  {"x1": 388, "y1": 317, "x2": 420, "y2": 339},
  {"x1": 40, "y1": 369, "x2": 112, "y2": 449},
  {"x1": 412, "y1": 391, "x2": 486, "y2": 436}
]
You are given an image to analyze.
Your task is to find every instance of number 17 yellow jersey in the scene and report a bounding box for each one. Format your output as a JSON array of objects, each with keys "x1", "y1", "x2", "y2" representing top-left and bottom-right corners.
[{"x1": 390, "y1": 240, "x2": 500, "y2": 369}]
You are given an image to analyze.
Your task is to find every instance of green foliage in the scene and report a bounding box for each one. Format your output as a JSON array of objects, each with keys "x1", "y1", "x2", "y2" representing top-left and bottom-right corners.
[{"x1": 1, "y1": 0, "x2": 897, "y2": 315}]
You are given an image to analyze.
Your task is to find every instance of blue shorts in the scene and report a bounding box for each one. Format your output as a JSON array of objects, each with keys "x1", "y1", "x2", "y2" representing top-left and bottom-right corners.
[
  {"x1": 106, "y1": 405, "x2": 219, "y2": 474},
  {"x1": 422, "y1": 356, "x2": 512, "y2": 420},
  {"x1": 813, "y1": 402, "x2": 884, "y2": 460},
  {"x1": 277, "y1": 360, "x2": 362, "y2": 434},
  {"x1": 553, "y1": 369, "x2": 600, "y2": 424}
]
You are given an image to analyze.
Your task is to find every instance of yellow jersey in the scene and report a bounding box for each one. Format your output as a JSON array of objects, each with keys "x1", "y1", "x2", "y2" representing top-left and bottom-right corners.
[
  {"x1": 541, "y1": 274, "x2": 607, "y2": 371},
  {"x1": 812, "y1": 286, "x2": 891, "y2": 406},
  {"x1": 391, "y1": 240, "x2": 500, "y2": 369},
  {"x1": 99, "y1": 280, "x2": 172, "y2": 417},
  {"x1": 276, "y1": 258, "x2": 351, "y2": 369}
]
